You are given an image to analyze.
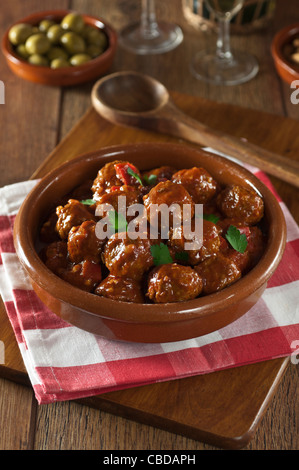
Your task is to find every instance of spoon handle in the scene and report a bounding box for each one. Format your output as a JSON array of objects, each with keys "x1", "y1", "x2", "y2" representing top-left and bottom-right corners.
[{"x1": 163, "y1": 104, "x2": 299, "y2": 188}]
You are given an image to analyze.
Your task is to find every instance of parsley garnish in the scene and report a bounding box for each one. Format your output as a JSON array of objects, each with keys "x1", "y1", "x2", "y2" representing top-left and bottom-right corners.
[
  {"x1": 225, "y1": 225, "x2": 248, "y2": 253},
  {"x1": 195, "y1": 213, "x2": 220, "y2": 224},
  {"x1": 143, "y1": 174, "x2": 157, "y2": 185},
  {"x1": 108, "y1": 210, "x2": 128, "y2": 233},
  {"x1": 80, "y1": 199, "x2": 96, "y2": 206},
  {"x1": 127, "y1": 167, "x2": 143, "y2": 186},
  {"x1": 150, "y1": 243, "x2": 173, "y2": 266},
  {"x1": 203, "y1": 213, "x2": 220, "y2": 224}
]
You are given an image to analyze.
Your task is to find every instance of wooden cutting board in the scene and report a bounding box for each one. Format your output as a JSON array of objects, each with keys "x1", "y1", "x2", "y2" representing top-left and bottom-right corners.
[{"x1": 1, "y1": 90, "x2": 298, "y2": 449}]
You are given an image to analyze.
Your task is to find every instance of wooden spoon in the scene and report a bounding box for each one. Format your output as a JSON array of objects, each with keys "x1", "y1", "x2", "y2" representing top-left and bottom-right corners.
[{"x1": 91, "y1": 71, "x2": 299, "y2": 188}]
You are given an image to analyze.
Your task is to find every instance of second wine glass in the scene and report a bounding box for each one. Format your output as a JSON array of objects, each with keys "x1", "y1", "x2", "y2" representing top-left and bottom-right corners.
[
  {"x1": 119, "y1": 0, "x2": 184, "y2": 55},
  {"x1": 191, "y1": 0, "x2": 259, "y2": 85}
]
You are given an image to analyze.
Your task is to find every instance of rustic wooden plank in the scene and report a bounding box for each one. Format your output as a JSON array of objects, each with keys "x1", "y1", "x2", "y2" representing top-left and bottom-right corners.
[
  {"x1": 35, "y1": 399, "x2": 214, "y2": 450},
  {"x1": 246, "y1": 364, "x2": 299, "y2": 450},
  {"x1": 0, "y1": 378, "x2": 35, "y2": 450}
]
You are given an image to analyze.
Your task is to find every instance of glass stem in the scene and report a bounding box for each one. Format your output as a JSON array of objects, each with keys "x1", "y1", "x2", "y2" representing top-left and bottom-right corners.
[
  {"x1": 216, "y1": 17, "x2": 233, "y2": 62},
  {"x1": 140, "y1": 0, "x2": 160, "y2": 39}
]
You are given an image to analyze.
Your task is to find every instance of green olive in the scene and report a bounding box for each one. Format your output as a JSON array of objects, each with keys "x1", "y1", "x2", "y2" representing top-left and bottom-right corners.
[
  {"x1": 60, "y1": 32, "x2": 85, "y2": 55},
  {"x1": 86, "y1": 44, "x2": 103, "y2": 58},
  {"x1": 28, "y1": 54, "x2": 49, "y2": 66},
  {"x1": 47, "y1": 46, "x2": 68, "y2": 61},
  {"x1": 25, "y1": 33, "x2": 51, "y2": 55},
  {"x1": 61, "y1": 13, "x2": 85, "y2": 34},
  {"x1": 81, "y1": 24, "x2": 94, "y2": 39},
  {"x1": 85, "y1": 28, "x2": 107, "y2": 48},
  {"x1": 16, "y1": 44, "x2": 30, "y2": 59},
  {"x1": 39, "y1": 19, "x2": 55, "y2": 33},
  {"x1": 8, "y1": 23, "x2": 33, "y2": 45},
  {"x1": 47, "y1": 24, "x2": 64, "y2": 44},
  {"x1": 69, "y1": 53, "x2": 91, "y2": 66},
  {"x1": 50, "y1": 58, "x2": 71, "y2": 69}
]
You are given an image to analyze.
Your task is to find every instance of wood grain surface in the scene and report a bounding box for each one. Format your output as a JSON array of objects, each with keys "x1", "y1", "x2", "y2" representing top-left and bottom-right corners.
[{"x1": 0, "y1": 0, "x2": 298, "y2": 451}]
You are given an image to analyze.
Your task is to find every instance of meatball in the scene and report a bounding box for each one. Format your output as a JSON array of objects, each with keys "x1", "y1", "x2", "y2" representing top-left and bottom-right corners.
[
  {"x1": 228, "y1": 225, "x2": 264, "y2": 273},
  {"x1": 95, "y1": 275, "x2": 144, "y2": 303},
  {"x1": 172, "y1": 167, "x2": 218, "y2": 204},
  {"x1": 168, "y1": 219, "x2": 221, "y2": 265},
  {"x1": 91, "y1": 160, "x2": 123, "y2": 198},
  {"x1": 246, "y1": 226, "x2": 264, "y2": 267},
  {"x1": 147, "y1": 263, "x2": 203, "y2": 303},
  {"x1": 70, "y1": 179, "x2": 94, "y2": 201},
  {"x1": 142, "y1": 166, "x2": 177, "y2": 184},
  {"x1": 194, "y1": 253, "x2": 241, "y2": 295},
  {"x1": 60, "y1": 259, "x2": 102, "y2": 292},
  {"x1": 40, "y1": 211, "x2": 59, "y2": 243},
  {"x1": 95, "y1": 184, "x2": 143, "y2": 223},
  {"x1": 143, "y1": 180, "x2": 194, "y2": 233},
  {"x1": 67, "y1": 220, "x2": 105, "y2": 264},
  {"x1": 44, "y1": 240, "x2": 68, "y2": 275},
  {"x1": 102, "y1": 232, "x2": 154, "y2": 281},
  {"x1": 216, "y1": 185, "x2": 264, "y2": 225},
  {"x1": 44, "y1": 239, "x2": 102, "y2": 292},
  {"x1": 216, "y1": 217, "x2": 249, "y2": 234},
  {"x1": 56, "y1": 199, "x2": 96, "y2": 240}
]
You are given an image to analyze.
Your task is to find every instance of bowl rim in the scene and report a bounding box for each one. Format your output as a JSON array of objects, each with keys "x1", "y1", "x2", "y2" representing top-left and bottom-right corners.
[
  {"x1": 1, "y1": 9, "x2": 117, "y2": 74},
  {"x1": 13, "y1": 142, "x2": 287, "y2": 325},
  {"x1": 271, "y1": 22, "x2": 299, "y2": 78}
]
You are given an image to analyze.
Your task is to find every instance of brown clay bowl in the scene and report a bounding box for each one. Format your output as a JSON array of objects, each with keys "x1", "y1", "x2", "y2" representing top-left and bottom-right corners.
[
  {"x1": 271, "y1": 23, "x2": 299, "y2": 86},
  {"x1": 13, "y1": 143, "x2": 286, "y2": 343},
  {"x1": 1, "y1": 10, "x2": 117, "y2": 86}
]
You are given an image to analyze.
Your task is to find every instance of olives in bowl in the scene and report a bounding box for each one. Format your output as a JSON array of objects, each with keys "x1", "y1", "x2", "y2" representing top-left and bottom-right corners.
[{"x1": 2, "y1": 10, "x2": 117, "y2": 86}]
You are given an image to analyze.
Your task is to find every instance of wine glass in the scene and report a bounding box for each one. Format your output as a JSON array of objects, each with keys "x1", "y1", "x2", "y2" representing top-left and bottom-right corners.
[
  {"x1": 119, "y1": 0, "x2": 184, "y2": 55},
  {"x1": 191, "y1": 0, "x2": 259, "y2": 85}
]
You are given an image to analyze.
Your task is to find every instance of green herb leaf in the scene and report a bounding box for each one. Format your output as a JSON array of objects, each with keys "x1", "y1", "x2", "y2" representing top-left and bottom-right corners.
[
  {"x1": 203, "y1": 213, "x2": 220, "y2": 224},
  {"x1": 225, "y1": 225, "x2": 248, "y2": 253},
  {"x1": 195, "y1": 213, "x2": 220, "y2": 224},
  {"x1": 108, "y1": 210, "x2": 128, "y2": 233},
  {"x1": 150, "y1": 243, "x2": 173, "y2": 266},
  {"x1": 127, "y1": 167, "x2": 143, "y2": 186},
  {"x1": 175, "y1": 251, "x2": 189, "y2": 262},
  {"x1": 80, "y1": 199, "x2": 96, "y2": 206},
  {"x1": 143, "y1": 174, "x2": 157, "y2": 185}
]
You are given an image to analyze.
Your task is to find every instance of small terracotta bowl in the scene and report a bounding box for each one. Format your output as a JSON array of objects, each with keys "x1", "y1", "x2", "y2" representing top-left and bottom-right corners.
[
  {"x1": 1, "y1": 10, "x2": 117, "y2": 86},
  {"x1": 271, "y1": 23, "x2": 299, "y2": 86},
  {"x1": 13, "y1": 143, "x2": 286, "y2": 343}
]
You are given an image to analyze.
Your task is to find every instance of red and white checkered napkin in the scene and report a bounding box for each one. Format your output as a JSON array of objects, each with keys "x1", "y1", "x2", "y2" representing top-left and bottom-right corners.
[{"x1": 0, "y1": 154, "x2": 299, "y2": 405}]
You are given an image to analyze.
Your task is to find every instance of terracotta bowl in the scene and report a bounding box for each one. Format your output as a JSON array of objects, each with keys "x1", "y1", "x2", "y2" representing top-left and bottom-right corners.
[
  {"x1": 1, "y1": 10, "x2": 117, "y2": 86},
  {"x1": 271, "y1": 23, "x2": 299, "y2": 86},
  {"x1": 13, "y1": 143, "x2": 286, "y2": 343}
]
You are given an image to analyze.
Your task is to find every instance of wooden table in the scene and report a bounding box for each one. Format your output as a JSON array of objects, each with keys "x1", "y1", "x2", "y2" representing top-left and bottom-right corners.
[{"x1": 0, "y1": 0, "x2": 298, "y2": 451}]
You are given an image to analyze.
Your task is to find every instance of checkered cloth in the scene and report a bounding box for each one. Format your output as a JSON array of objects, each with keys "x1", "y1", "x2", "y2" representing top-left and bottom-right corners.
[{"x1": 0, "y1": 152, "x2": 298, "y2": 404}]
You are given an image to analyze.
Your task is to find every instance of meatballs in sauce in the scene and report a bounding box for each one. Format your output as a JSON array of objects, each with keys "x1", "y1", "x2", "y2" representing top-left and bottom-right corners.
[{"x1": 39, "y1": 159, "x2": 265, "y2": 304}]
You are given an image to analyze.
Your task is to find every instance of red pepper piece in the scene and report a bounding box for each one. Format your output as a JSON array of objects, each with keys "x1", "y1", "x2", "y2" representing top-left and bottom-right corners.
[
  {"x1": 81, "y1": 260, "x2": 102, "y2": 284},
  {"x1": 114, "y1": 162, "x2": 141, "y2": 186}
]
